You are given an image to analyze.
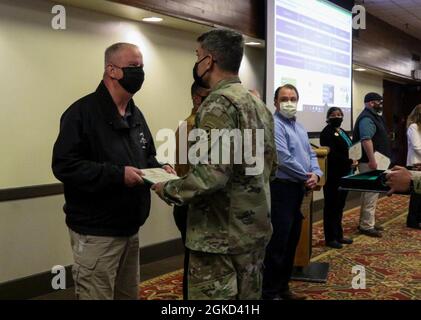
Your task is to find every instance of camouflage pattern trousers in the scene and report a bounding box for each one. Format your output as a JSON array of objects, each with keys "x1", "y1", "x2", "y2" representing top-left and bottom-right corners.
[{"x1": 188, "y1": 248, "x2": 265, "y2": 300}]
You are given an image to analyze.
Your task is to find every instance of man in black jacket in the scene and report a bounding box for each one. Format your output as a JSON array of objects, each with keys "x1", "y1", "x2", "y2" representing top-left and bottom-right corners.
[{"x1": 52, "y1": 42, "x2": 175, "y2": 300}]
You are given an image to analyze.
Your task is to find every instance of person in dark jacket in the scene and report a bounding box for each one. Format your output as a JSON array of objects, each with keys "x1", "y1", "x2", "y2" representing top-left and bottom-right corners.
[
  {"x1": 353, "y1": 92, "x2": 392, "y2": 237},
  {"x1": 320, "y1": 107, "x2": 357, "y2": 249},
  {"x1": 52, "y1": 42, "x2": 175, "y2": 300}
]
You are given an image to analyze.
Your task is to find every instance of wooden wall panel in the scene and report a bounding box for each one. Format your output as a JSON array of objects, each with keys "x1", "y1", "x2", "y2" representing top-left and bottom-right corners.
[
  {"x1": 109, "y1": 1, "x2": 421, "y2": 79},
  {"x1": 109, "y1": 0, "x2": 265, "y2": 39},
  {"x1": 354, "y1": 14, "x2": 421, "y2": 79}
]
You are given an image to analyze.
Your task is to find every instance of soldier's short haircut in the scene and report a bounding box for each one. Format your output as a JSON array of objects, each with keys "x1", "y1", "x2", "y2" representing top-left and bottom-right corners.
[
  {"x1": 274, "y1": 84, "x2": 300, "y2": 102},
  {"x1": 197, "y1": 29, "x2": 244, "y2": 74},
  {"x1": 104, "y1": 42, "x2": 138, "y2": 67}
]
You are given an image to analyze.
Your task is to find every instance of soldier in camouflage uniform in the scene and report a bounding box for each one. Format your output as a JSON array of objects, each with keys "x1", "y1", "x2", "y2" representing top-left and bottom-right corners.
[{"x1": 153, "y1": 29, "x2": 277, "y2": 300}]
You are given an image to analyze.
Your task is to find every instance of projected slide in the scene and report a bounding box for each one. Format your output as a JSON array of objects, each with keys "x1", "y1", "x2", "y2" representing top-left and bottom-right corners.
[{"x1": 267, "y1": 0, "x2": 353, "y2": 132}]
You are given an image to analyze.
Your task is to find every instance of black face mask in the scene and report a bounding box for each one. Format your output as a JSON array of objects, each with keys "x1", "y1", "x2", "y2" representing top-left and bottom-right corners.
[
  {"x1": 193, "y1": 56, "x2": 211, "y2": 89},
  {"x1": 373, "y1": 102, "x2": 383, "y2": 114},
  {"x1": 113, "y1": 65, "x2": 145, "y2": 94},
  {"x1": 328, "y1": 117, "x2": 343, "y2": 128}
]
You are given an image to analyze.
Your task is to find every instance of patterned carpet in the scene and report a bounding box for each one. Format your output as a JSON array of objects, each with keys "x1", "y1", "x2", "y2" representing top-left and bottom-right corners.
[{"x1": 139, "y1": 195, "x2": 421, "y2": 300}]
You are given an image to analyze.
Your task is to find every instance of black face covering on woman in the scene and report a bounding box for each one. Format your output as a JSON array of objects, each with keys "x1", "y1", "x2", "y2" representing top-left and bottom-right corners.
[{"x1": 328, "y1": 117, "x2": 343, "y2": 128}]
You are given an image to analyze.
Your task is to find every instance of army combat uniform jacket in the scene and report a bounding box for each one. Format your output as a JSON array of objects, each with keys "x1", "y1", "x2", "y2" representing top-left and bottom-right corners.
[
  {"x1": 163, "y1": 77, "x2": 277, "y2": 255},
  {"x1": 413, "y1": 172, "x2": 421, "y2": 194}
]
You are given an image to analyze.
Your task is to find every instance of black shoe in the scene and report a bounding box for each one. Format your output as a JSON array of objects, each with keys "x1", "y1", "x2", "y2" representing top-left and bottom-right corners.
[
  {"x1": 338, "y1": 238, "x2": 353, "y2": 244},
  {"x1": 359, "y1": 228, "x2": 382, "y2": 238},
  {"x1": 407, "y1": 223, "x2": 421, "y2": 230},
  {"x1": 278, "y1": 290, "x2": 307, "y2": 300},
  {"x1": 358, "y1": 225, "x2": 384, "y2": 233},
  {"x1": 326, "y1": 240, "x2": 343, "y2": 249},
  {"x1": 262, "y1": 295, "x2": 281, "y2": 300}
]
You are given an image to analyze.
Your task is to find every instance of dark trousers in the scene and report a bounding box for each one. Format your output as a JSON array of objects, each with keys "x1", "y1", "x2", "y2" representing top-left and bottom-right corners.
[
  {"x1": 262, "y1": 180, "x2": 305, "y2": 300},
  {"x1": 407, "y1": 192, "x2": 421, "y2": 228},
  {"x1": 323, "y1": 179, "x2": 348, "y2": 242},
  {"x1": 173, "y1": 205, "x2": 190, "y2": 300}
]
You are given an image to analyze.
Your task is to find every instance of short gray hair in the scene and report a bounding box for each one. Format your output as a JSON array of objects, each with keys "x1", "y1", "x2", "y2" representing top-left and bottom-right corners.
[
  {"x1": 197, "y1": 29, "x2": 244, "y2": 73},
  {"x1": 104, "y1": 42, "x2": 138, "y2": 67}
]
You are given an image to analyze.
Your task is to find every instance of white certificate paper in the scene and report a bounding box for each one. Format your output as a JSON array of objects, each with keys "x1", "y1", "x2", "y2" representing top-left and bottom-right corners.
[
  {"x1": 141, "y1": 168, "x2": 180, "y2": 184},
  {"x1": 374, "y1": 152, "x2": 391, "y2": 171},
  {"x1": 349, "y1": 142, "x2": 362, "y2": 161}
]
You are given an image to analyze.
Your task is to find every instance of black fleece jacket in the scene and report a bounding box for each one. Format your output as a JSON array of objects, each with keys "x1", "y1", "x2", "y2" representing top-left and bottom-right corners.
[{"x1": 52, "y1": 82, "x2": 161, "y2": 237}]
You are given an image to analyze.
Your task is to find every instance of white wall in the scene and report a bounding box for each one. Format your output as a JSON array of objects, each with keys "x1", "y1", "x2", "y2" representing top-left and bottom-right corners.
[
  {"x1": 0, "y1": 195, "x2": 72, "y2": 283},
  {"x1": 352, "y1": 71, "x2": 384, "y2": 123},
  {"x1": 240, "y1": 46, "x2": 265, "y2": 96},
  {"x1": 0, "y1": 0, "x2": 266, "y2": 283}
]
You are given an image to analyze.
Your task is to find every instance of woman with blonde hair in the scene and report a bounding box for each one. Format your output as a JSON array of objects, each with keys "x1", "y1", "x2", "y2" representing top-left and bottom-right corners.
[{"x1": 406, "y1": 104, "x2": 421, "y2": 229}]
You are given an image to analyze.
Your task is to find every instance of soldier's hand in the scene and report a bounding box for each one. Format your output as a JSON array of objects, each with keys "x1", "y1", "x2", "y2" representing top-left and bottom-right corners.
[
  {"x1": 124, "y1": 166, "x2": 144, "y2": 187},
  {"x1": 162, "y1": 164, "x2": 177, "y2": 176},
  {"x1": 151, "y1": 182, "x2": 166, "y2": 200},
  {"x1": 385, "y1": 166, "x2": 411, "y2": 196}
]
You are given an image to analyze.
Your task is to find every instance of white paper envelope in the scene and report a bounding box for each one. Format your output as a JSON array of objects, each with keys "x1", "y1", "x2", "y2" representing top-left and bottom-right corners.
[
  {"x1": 141, "y1": 168, "x2": 180, "y2": 184},
  {"x1": 349, "y1": 142, "x2": 362, "y2": 161},
  {"x1": 374, "y1": 152, "x2": 391, "y2": 170}
]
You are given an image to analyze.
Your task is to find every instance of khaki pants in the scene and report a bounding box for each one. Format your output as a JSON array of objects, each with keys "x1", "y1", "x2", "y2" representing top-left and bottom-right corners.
[
  {"x1": 188, "y1": 249, "x2": 265, "y2": 300},
  {"x1": 358, "y1": 163, "x2": 379, "y2": 230},
  {"x1": 69, "y1": 229, "x2": 139, "y2": 300}
]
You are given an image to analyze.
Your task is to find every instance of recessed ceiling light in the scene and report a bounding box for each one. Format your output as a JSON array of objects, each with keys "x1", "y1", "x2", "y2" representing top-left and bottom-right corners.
[
  {"x1": 142, "y1": 17, "x2": 163, "y2": 23},
  {"x1": 354, "y1": 68, "x2": 367, "y2": 72},
  {"x1": 245, "y1": 41, "x2": 261, "y2": 46}
]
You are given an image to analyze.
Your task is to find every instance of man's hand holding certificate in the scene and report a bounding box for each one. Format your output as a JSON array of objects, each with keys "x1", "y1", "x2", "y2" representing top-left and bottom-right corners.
[{"x1": 142, "y1": 166, "x2": 178, "y2": 184}]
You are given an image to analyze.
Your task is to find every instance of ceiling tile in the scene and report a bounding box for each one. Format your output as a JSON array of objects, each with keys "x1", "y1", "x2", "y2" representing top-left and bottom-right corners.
[{"x1": 364, "y1": 0, "x2": 421, "y2": 40}]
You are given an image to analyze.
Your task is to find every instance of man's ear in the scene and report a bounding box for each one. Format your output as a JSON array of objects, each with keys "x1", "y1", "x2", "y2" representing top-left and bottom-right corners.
[
  {"x1": 106, "y1": 64, "x2": 118, "y2": 79},
  {"x1": 105, "y1": 64, "x2": 112, "y2": 77},
  {"x1": 208, "y1": 54, "x2": 216, "y2": 68}
]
